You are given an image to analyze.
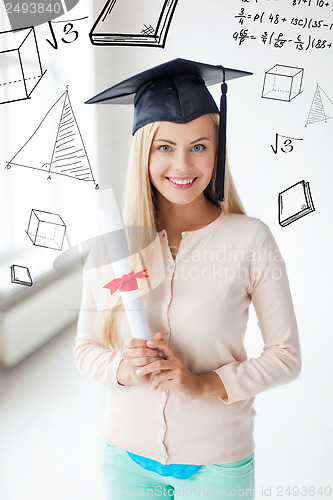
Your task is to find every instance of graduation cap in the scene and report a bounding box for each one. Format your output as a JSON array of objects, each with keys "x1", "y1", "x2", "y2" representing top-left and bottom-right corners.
[{"x1": 85, "y1": 58, "x2": 252, "y2": 202}]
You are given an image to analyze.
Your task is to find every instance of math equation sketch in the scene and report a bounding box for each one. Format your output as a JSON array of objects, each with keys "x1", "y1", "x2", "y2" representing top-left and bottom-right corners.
[{"x1": 232, "y1": 2, "x2": 333, "y2": 51}]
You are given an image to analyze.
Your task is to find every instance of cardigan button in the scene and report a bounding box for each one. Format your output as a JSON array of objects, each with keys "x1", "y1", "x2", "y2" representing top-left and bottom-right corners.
[{"x1": 181, "y1": 231, "x2": 188, "y2": 237}]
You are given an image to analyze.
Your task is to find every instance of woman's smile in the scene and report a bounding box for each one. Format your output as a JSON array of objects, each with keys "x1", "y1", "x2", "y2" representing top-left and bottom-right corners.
[{"x1": 166, "y1": 176, "x2": 198, "y2": 188}]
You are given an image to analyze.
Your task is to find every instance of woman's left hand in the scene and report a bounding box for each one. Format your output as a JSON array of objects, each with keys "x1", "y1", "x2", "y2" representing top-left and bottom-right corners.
[{"x1": 136, "y1": 332, "x2": 203, "y2": 400}]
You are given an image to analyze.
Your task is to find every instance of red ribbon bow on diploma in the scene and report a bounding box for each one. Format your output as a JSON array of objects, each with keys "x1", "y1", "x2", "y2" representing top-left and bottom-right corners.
[{"x1": 103, "y1": 269, "x2": 149, "y2": 295}]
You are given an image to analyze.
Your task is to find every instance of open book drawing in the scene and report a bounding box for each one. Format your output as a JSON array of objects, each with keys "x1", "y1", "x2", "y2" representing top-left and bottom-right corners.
[{"x1": 90, "y1": 0, "x2": 179, "y2": 47}]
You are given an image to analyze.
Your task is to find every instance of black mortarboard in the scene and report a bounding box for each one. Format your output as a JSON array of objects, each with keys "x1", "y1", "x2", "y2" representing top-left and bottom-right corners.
[{"x1": 86, "y1": 58, "x2": 252, "y2": 202}]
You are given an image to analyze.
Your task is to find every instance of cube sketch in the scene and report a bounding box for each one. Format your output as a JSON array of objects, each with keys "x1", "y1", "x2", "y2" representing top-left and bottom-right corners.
[
  {"x1": 262, "y1": 64, "x2": 304, "y2": 102},
  {"x1": 10, "y1": 264, "x2": 33, "y2": 287},
  {"x1": 26, "y1": 209, "x2": 66, "y2": 251},
  {"x1": 0, "y1": 27, "x2": 46, "y2": 105}
]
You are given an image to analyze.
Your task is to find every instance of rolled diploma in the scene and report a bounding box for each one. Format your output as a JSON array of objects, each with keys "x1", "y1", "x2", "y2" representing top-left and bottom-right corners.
[{"x1": 98, "y1": 203, "x2": 152, "y2": 341}]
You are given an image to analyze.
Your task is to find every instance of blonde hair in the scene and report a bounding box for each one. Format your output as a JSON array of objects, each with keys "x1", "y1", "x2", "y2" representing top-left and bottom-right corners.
[{"x1": 98, "y1": 113, "x2": 246, "y2": 349}]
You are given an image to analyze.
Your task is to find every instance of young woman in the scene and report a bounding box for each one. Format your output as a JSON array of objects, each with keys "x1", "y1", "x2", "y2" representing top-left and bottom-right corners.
[{"x1": 75, "y1": 59, "x2": 301, "y2": 499}]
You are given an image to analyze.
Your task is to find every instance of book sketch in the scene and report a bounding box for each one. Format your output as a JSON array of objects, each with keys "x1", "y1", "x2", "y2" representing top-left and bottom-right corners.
[
  {"x1": 278, "y1": 180, "x2": 315, "y2": 227},
  {"x1": 90, "y1": 0, "x2": 179, "y2": 47},
  {"x1": 306, "y1": 84, "x2": 333, "y2": 126},
  {"x1": 10, "y1": 265, "x2": 33, "y2": 287},
  {"x1": 6, "y1": 89, "x2": 98, "y2": 188}
]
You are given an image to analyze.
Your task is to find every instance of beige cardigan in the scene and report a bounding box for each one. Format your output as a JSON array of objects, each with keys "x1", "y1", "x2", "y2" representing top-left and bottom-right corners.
[{"x1": 74, "y1": 211, "x2": 301, "y2": 465}]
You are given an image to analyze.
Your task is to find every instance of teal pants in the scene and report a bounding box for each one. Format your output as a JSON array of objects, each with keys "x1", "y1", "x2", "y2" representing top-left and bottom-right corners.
[{"x1": 100, "y1": 440, "x2": 255, "y2": 499}]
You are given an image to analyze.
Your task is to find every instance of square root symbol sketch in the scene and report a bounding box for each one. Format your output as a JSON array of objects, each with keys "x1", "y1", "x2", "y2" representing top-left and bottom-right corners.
[
  {"x1": 0, "y1": 26, "x2": 46, "y2": 105},
  {"x1": 262, "y1": 65, "x2": 304, "y2": 102},
  {"x1": 26, "y1": 209, "x2": 66, "y2": 251}
]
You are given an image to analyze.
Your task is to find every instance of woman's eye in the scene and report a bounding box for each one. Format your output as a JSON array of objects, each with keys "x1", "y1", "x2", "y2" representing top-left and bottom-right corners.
[
  {"x1": 192, "y1": 144, "x2": 205, "y2": 152},
  {"x1": 159, "y1": 145, "x2": 172, "y2": 152}
]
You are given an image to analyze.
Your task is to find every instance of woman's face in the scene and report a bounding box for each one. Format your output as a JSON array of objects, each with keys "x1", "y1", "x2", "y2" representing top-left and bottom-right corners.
[{"x1": 148, "y1": 114, "x2": 217, "y2": 206}]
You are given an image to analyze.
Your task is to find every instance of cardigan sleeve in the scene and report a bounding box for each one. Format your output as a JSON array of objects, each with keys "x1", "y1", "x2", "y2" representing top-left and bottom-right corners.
[
  {"x1": 213, "y1": 224, "x2": 302, "y2": 405},
  {"x1": 73, "y1": 258, "x2": 126, "y2": 389}
]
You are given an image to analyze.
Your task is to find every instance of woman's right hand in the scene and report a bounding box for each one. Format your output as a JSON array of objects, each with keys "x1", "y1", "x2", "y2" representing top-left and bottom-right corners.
[{"x1": 117, "y1": 337, "x2": 162, "y2": 386}]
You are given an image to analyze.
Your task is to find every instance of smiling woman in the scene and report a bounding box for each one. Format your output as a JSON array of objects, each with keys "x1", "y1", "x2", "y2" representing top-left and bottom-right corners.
[{"x1": 75, "y1": 58, "x2": 301, "y2": 500}]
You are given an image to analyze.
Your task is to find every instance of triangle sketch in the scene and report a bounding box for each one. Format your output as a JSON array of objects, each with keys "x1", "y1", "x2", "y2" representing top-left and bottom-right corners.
[
  {"x1": 306, "y1": 84, "x2": 333, "y2": 126},
  {"x1": 6, "y1": 90, "x2": 98, "y2": 188}
]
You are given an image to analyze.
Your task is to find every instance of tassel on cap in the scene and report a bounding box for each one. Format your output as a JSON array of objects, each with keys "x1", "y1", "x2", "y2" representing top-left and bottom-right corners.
[{"x1": 214, "y1": 66, "x2": 227, "y2": 203}]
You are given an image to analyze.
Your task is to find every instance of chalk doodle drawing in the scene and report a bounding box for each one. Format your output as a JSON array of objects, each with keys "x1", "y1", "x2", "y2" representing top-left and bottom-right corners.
[
  {"x1": 278, "y1": 180, "x2": 315, "y2": 227},
  {"x1": 26, "y1": 209, "x2": 67, "y2": 251},
  {"x1": 6, "y1": 89, "x2": 99, "y2": 188},
  {"x1": 90, "y1": 0, "x2": 179, "y2": 47},
  {"x1": 305, "y1": 84, "x2": 333, "y2": 126},
  {"x1": 10, "y1": 264, "x2": 33, "y2": 287},
  {"x1": 262, "y1": 64, "x2": 304, "y2": 102},
  {"x1": 271, "y1": 133, "x2": 303, "y2": 155},
  {"x1": 0, "y1": 26, "x2": 46, "y2": 105},
  {"x1": 46, "y1": 16, "x2": 89, "y2": 50}
]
